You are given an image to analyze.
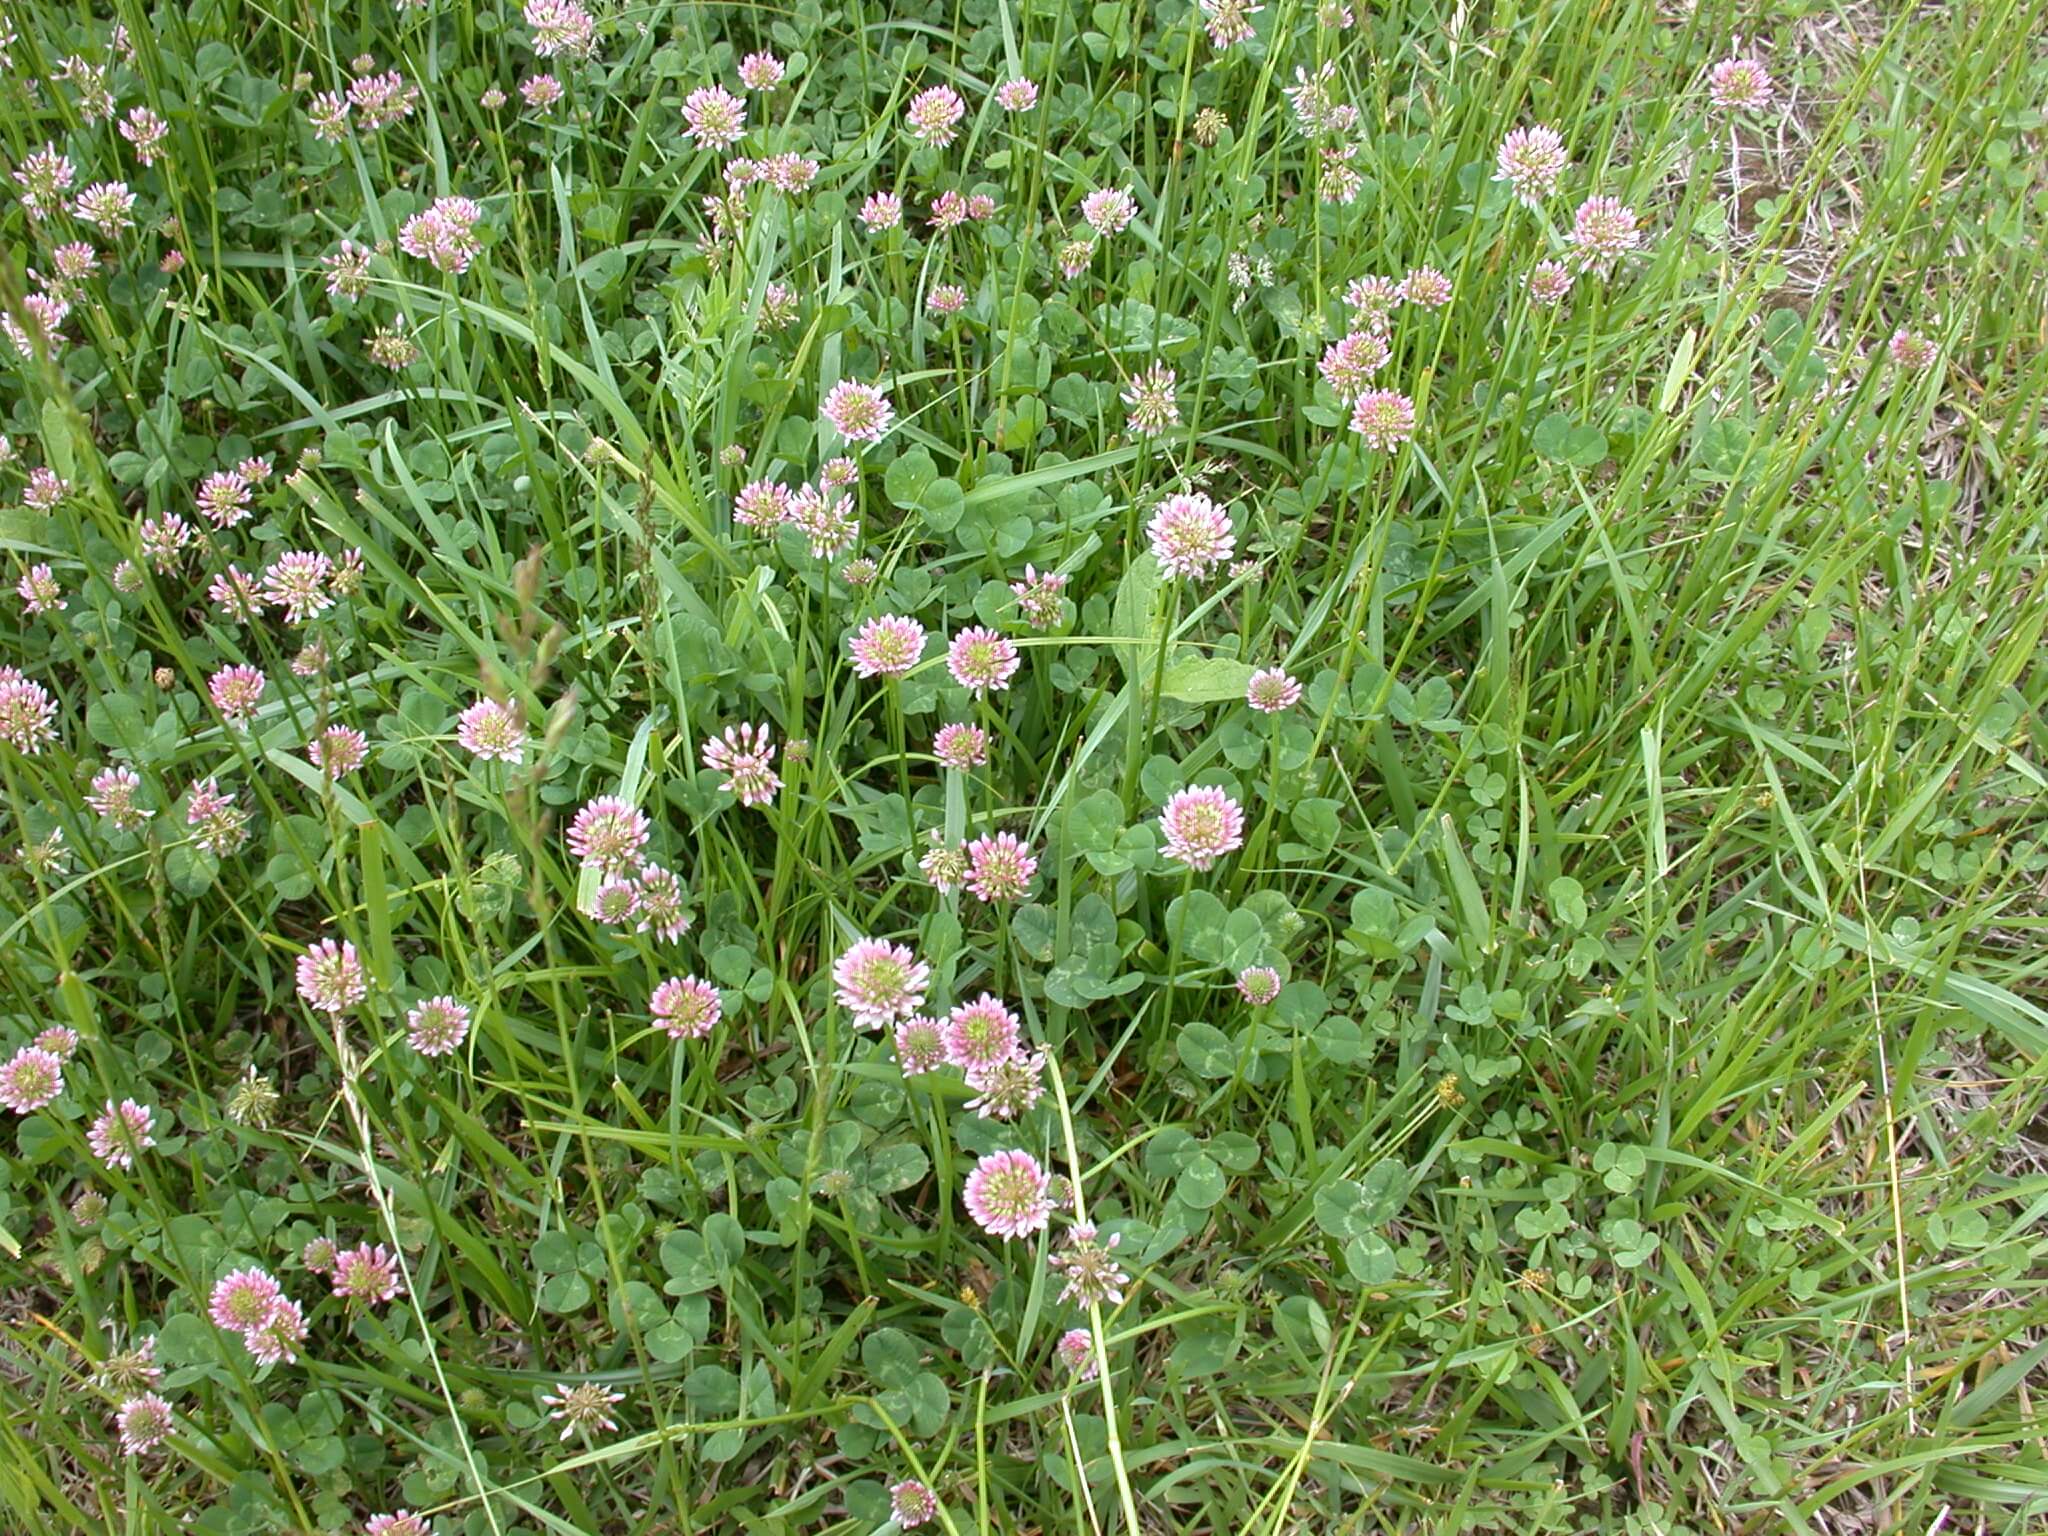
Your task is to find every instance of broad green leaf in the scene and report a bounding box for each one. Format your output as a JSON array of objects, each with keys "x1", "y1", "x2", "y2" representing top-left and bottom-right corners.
[
  {"x1": 1175, "y1": 1021, "x2": 1235, "y2": 1079},
  {"x1": 1160, "y1": 656, "x2": 1254, "y2": 703}
]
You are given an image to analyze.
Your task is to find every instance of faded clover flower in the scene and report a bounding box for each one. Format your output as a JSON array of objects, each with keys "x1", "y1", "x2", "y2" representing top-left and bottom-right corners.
[
  {"x1": 541, "y1": 1381, "x2": 625, "y2": 1441},
  {"x1": 1051, "y1": 1222, "x2": 1129, "y2": 1306},
  {"x1": 367, "y1": 325, "x2": 419, "y2": 369},
  {"x1": 185, "y1": 778, "x2": 252, "y2": 858},
  {"x1": 965, "y1": 1048, "x2": 1047, "y2": 1120},
  {"x1": 1122, "y1": 362, "x2": 1180, "y2": 437},
  {"x1": 919, "y1": 836, "x2": 969, "y2": 893},
  {"x1": 324, "y1": 241, "x2": 374, "y2": 300},
  {"x1": 11, "y1": 144, "x2": 75, "y2": 221},
  {"x1": 224, "y1": 1067, "x2": 281, "y2": 1127},
  {"x1": 96, "y1": 1336, "x2": 161, "y2": 1394},
  {"x1": 1011, "y1": 565, "x2": 1068, "y2": 629}
]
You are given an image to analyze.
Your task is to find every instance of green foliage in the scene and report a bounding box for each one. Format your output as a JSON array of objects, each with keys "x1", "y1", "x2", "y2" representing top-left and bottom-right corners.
[{"x1": 2, "y1": 0, "x2": 2047, "y2": 1533}]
